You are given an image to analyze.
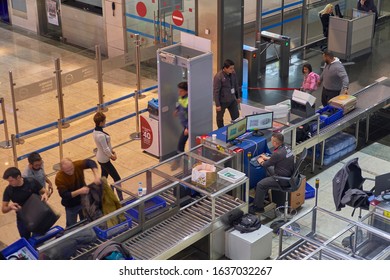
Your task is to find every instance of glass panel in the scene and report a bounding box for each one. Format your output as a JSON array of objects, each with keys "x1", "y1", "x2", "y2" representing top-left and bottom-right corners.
[
  {"x1": 379, "y1": 0, "x2": 390, "y2": 17},
  {"x1": 124, "y1": 0, "x2": 195, "y2": 88},
  {"x1": 11, "y1": 0, "x2": 27, "y2": 13}
]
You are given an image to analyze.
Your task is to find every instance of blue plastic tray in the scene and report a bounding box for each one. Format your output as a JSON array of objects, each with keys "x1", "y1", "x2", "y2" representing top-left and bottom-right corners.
[
  {"x1": 305, "y1": 183, "x2": 316, "y2": 199},
  {"x1": 1, "y1": 238, "x2": 38, "y2": 260},
  {"x1": 93, "y1": 214, "x2": 132, "y2": 240},
  {"x1": 310, "y1": 105, "x2": 343, "y2": 133},
  {"x1": 124, "y1": 196, "x2": 167, "y2": 220},
  {"x1": 28, "y1": 225, "x2": 64, "y2": 248}
]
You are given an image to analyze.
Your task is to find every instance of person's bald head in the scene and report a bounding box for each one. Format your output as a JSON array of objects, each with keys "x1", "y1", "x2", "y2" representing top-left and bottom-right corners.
[{"x1": 60, "y1": 158, "x2": 74, "y2": 175}]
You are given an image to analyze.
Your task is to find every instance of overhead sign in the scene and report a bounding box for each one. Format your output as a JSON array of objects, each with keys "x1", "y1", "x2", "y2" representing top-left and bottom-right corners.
[{"x1": 172, "y1": 10, "x2": 184, "y2": 26}]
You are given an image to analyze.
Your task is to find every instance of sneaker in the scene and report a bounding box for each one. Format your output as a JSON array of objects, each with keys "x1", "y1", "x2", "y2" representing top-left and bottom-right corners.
[{"x1": 249, "y1": 205, "x2": 265, "y2": 215}]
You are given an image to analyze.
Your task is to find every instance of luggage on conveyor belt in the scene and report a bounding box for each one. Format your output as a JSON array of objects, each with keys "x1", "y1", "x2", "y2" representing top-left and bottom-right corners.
[{"x1": 328, "y1": 95, "x2": 357, "y2": 114}]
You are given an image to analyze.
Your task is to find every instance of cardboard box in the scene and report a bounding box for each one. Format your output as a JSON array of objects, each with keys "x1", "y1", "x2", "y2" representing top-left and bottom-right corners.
[{"x1": 191, "y1": 163, "x2": 217, "y2": 188}]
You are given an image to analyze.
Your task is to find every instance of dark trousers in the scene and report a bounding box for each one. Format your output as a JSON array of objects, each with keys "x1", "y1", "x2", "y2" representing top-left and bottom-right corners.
[
  {"x1": 99, "y1": 161, "x2": 123, "y2": 201},
  {"x1": 216, "y1": 100, "x2": 240, "y2": 128},
  {"x1": 177, "y1": 129, "x2": 189, "y2": 153},
  {"x1": 65, "y1": 204, "x2": 84, "y2": 228},
  {"x1": 253, "y1": 167, "x2": 288, "y2": 209},
  {"x1": 321, "y1": 87, "x2": 340, "y2": 107},
  {"x1": 17, "y1": 219, "x2": 32, "y2": 240}
]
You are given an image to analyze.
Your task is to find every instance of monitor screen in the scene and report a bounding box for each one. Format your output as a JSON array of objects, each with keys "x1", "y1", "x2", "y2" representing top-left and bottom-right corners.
[
  {"x1": 246, "y1": 112, "x2": 274, "y2": 131},
  {"x1": 226, "y1": 118, "x2": 247, "y2": 142}
]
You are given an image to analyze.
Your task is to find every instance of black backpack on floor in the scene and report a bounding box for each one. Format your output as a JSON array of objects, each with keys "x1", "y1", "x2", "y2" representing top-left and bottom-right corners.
[{"x1": 233, "y1": 213, "x2": 261, "y2": 233}]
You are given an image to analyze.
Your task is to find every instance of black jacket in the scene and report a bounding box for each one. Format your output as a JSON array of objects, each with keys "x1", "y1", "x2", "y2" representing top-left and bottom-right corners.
[{"x1": 213, "y1": 70, "x2": 240, "y2": 107}]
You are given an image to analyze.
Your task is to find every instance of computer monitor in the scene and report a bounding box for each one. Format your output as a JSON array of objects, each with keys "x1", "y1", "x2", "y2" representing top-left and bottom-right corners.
[
  {"x1": 375, "y1": 173, "x2": 390, "y2": 196},
  {"x1": 246, "y1": 112, "x2": 274, "y2": 131},
  {"x1": 226, "y1": 118, "x2": 247, "y2": 143}
]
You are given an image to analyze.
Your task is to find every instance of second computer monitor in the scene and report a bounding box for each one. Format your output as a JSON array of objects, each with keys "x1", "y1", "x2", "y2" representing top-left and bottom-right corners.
[
  {"x1": 226, "y1": 118, "x2": 247, "y2": 142},
  {"x1": 246, "y1": 112, "x2": 273, "y2": 131}
]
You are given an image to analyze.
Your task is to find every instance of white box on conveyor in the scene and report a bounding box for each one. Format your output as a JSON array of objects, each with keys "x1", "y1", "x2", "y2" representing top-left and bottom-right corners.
[{"x1": 292, "y1": 89, "x2": 316, "y2": 107}]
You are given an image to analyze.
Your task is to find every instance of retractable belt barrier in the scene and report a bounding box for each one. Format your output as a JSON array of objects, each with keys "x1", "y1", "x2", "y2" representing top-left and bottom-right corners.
[{"x1": 0, "y1": 97, "x2": 11, "y2": 149}]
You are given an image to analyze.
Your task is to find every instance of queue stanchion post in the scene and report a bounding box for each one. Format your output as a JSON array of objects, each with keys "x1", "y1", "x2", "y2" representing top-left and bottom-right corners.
[
  {"x1": 95, "y1": 45, "x2": 108, "y2": 112},
  {"x1": 130, "y1": 34, "x2": 142, "y2": 140},
  {"x1": 54, "y1": 58, "x2": 70, "y2": 128},
  {"x1": 11, "y1": 134, "x2": 18, "y2": 167},
  {"x1": 0, "y1": 97, "x2": 11, "y2": 148},
  {"x1": 9, "y1": 71, "x2": 24, "y2": 144},
  {"x1": 53, "y1": 119, "x2": 64, "y2": 172}
]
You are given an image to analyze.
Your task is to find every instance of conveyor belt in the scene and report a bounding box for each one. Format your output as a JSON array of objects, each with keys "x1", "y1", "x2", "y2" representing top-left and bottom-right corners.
[
  {"x1": 70, "y1": 191, "x2": 178, "y2": 260},
  {"x1": 123, "y1": 194, "x2": 243, "y2": 260},
  {"x1": 292, "y1": 78, "x2": 390, "y2": 158}
]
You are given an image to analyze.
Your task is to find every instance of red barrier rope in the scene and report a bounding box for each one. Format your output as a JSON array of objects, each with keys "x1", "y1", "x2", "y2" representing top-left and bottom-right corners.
[{"x1": 243, "y1": 87, "x2": 299, "y2": 91}]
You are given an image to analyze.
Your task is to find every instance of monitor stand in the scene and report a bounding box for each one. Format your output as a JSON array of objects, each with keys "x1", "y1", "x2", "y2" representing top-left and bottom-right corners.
[{"x1": 252, "y1": 130, "x2": 264, "y2": 137}]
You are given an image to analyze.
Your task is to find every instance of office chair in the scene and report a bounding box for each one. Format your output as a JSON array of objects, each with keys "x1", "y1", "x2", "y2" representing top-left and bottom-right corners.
[{"x1": 270, "y1": 148, "x2": 308, "y2": 233}]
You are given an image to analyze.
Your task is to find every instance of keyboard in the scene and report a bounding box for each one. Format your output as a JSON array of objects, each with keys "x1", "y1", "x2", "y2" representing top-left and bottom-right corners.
[
  {"x1": 250, "y1": 156, "x2": 261, "y2": 167},
  {"x1": 249, "y1": 153, "x2": 271, "y2": 167},
  {"x1": 236, "y1": 132, "x2": 253, "y2": 140}
]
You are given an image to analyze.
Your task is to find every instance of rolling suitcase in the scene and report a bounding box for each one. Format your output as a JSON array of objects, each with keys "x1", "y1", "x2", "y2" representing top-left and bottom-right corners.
[
  {"x1": 19, "y1": 194, "x2": 60, "y2": 235},
  {"x1": 328, "y1": 95, "x2": 357, "y2": 114}
]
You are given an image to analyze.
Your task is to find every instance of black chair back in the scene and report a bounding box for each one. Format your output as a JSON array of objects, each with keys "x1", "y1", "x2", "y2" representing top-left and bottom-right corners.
[
  {"x1": 277, "y1": 148, "x2": 307, "y2": 192},
  {"x1": 335, "y1": 4, "x2": 343, "y2": 18}
]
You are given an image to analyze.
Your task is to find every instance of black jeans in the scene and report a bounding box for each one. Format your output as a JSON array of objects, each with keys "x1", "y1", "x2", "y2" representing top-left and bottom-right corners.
[
  {"x1": 17, "y1": 219, "x2": 32, "y2": 240},
  {"x1": 177, "y1": 128, "x2": 189, "y2": 153},
  {"x1": 321, "y1": 87, "x2": 340, "y2": 107},
  {"x1": 99, "y1": 161, "x2": 123, "y2": 201},
  {"x1": 216, "y1": 99, "x2": 240, "y2": 128}
]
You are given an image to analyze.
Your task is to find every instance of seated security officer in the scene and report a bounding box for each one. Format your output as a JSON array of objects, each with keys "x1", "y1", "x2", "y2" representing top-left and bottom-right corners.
[{"x1": 249, "y1": 132, "x2": 295, "y2": 214}]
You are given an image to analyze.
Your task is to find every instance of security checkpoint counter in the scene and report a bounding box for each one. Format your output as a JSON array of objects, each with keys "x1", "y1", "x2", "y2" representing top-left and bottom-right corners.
[
  {"x1": 202, "y1": 125, "x2": 272, "y2": 189},
  {"x1": 38, "y1": 144, "x2": 249, "y2": 260}
]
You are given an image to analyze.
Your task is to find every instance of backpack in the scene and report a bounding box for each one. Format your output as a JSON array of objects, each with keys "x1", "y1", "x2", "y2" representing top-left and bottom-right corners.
[
  {"x1": 233, "y1": 213, "x2": 261, "y2": 233},
  {"x1": 309, "y1": 72, "x2": 320, "y2": 91},
  {"x1": 92, "y1": 240, "x2": 132, "y2": 260}
]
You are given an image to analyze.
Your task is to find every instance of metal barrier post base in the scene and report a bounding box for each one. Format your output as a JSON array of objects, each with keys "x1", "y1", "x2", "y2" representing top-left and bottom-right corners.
[
  {"x1": 135, "y1": 93, "x2": 146, "y2": 100},
  {"x1": 97, "y1": 104, "x2": 108, "y2": 112},
  {"x1": 58, "y1": 122, "x2": 70, "y2": 129},
  {"x1": 0, "y1": 141, "x2": 12, "y2": 149},
  {"x1": 130, "y1": 132, "x2": 141, "y2": 140}
]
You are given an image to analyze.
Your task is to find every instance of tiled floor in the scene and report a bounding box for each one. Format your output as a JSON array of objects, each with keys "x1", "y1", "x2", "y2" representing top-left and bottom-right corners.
[{"x1": 0, "y1": 17, "x2": 389, "y2": 261}]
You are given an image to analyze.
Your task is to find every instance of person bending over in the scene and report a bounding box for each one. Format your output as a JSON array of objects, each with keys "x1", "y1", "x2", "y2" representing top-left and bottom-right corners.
[{"x1": 55, "y1": 158, "x2": 100, "y2": 227}]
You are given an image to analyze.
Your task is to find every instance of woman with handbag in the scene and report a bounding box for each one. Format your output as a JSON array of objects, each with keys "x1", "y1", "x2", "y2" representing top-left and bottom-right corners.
[{"x1": 93, "y1": 112, "x2": 123, "y2": 201}]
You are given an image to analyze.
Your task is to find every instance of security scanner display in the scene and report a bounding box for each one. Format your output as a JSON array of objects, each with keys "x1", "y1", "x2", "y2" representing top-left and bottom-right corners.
[
  {"x1": 226, "y1": 118, "x2": 248, "y2": 143},
  {"x1": 38, "y1": 144, "x2": 249, "y2": 260},
  {"x1": 246, "y1": 112, "x2": 274, "y2": 136}
]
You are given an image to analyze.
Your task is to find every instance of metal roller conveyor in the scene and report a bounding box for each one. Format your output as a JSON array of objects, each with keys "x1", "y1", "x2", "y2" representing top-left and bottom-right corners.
[{"x1": 123, "y1": 195, "x2": 243, "y2": 260}]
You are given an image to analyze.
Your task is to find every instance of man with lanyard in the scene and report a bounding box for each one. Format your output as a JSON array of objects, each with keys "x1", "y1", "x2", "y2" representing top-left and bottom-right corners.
[
  {"x1": 249, "y1": 133, "x2": 295, "y2": 214},
  {"x1": 213, "y1": 59, "x2": 241, "y2": 128}
]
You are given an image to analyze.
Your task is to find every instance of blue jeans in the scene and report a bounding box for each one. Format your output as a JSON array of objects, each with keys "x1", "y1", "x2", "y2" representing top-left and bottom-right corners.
[{"x1": 65, "y1": 205, "x2": 84, "y2": 228}]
